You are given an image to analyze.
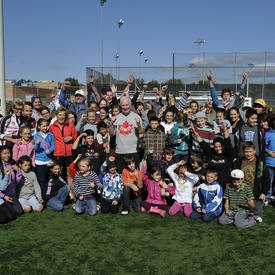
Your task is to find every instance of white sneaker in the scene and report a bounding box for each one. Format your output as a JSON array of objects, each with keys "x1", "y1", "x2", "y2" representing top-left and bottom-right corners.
[
  {"x1": 121, "y1": 210, "x2": 129, "y2": 215},
  {"x1": 264, "y1": 200, "x2": 269, "y2": 207},
  {"x1": 255, "y1": 216, "x2": 263, "y2": 223}
]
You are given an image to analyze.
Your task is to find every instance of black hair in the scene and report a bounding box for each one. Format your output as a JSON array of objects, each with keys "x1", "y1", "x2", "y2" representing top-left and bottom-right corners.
[
  {"x1": 97, "y1": 121, "x2": 108, "y2": 131},
  {"x1": 84, "y1": 129, "x2": 95, "y2": 137},
  {"x1": 18, "y1": 155, "x2": 31, "y2": 166},
  {"x1": 0, "y1": 146, "x2": 10, "y2": 179}
]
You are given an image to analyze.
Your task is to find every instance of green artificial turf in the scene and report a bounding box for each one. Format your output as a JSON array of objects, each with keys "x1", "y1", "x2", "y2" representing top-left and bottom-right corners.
[{"x1": 1, "y1": 205, "x2": 275, "y2": 275}]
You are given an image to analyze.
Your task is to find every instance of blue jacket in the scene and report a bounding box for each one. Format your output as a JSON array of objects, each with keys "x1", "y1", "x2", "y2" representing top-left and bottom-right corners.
[
  {"x1": 210, "y1": 86, "x2": 244, "y2": 110},
  {"x1": 34, "y1": 132, "x2": 55, "y2": 163},
  {"x1": 265, "y1": 129, "x2": 275, "y2": 167},
  {"x1": 193, "y1": 181, "x2": 223, "y2": 216}
]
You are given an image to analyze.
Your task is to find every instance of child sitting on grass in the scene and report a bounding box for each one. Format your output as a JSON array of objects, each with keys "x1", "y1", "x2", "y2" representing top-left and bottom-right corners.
[
  {"x1": 141, "y1": 161, "x2": 173, "y2": 217},
  {"x1": 121, "y1": 154, "x2": 143, "y2": 215},
  {"x1": 219, "y1": 169, "x2": 262, "y2": 228},
  {"x1": 74, "y1": 157, "x2": 102, "y2": 216},
  {"x1": 167, "y1": 160, "x2": 199, "y2": 217},
  {"x1": 190, "y1": 169, "x2": 223, "y2": 222},
  {"x1": 17, "y1": 156, "x2": 43, "y2": 213},
  {"x1": 45, "y1": 160, "x2": 70, "y2": 211},
  {"x1": 100, "y1": 156, "x2": 123, "y2": 214}
]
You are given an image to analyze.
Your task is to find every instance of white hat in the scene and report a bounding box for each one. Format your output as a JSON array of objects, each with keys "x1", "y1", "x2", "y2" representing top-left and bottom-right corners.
[
  {"x1": 75, "y1": 90, "x2": 85, "y2": 97},
  {"x1": 231, "y1": 169, "x2": 244, "y2": 179},
  {"x1": 242, "y1": 101, "x2": 252, "y2": 110}
]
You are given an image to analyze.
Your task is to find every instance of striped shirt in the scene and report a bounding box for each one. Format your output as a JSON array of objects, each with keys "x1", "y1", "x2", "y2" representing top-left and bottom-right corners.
[
  {"x1": 223, "y1": 183, "x2": 254, "y2": 212},
  {"x1": 191, "y1": 124, "x2": 216, "y2": 153},
  {"x1": 74, "y1": 171, "x2": 102, "y2": 198}
]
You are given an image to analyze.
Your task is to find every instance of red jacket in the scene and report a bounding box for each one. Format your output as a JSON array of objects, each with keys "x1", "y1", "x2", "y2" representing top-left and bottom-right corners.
[{"x1": 49, "y1": 120, "x2": 77, "y2": 157}]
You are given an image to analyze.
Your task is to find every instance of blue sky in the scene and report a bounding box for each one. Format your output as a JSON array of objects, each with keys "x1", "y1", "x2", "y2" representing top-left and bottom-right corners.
[{"x1": 4, "y1": 0, "x2": 275, "y2": 84}]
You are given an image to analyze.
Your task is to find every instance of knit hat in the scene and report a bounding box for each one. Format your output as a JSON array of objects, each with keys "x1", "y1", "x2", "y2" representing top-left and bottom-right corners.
[{"x1": 194, "y1": 111, "x2": 206, "y2": 119}]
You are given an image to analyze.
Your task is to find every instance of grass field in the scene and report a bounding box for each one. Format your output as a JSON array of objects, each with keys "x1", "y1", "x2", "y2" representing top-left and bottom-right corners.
[{"x1": 1, "y1": 204, "x2": 275, "y2": 275}]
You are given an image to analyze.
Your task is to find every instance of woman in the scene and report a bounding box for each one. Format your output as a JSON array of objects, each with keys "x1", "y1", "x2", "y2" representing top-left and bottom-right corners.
[
  {"x1": 191, "y1": 122, "x2": 235, "y2": 190},
  {"x1": 160, "y1": 110, "x2": 175, "y2": 134},
  {"x1": 228, "y1": 107, "x2": 245, "y2": 135},
  {"x1": 49, "y1": 107, "x2": 77, "y2": 179},
  {"x1": 0, "y1": 98, "x2": 24, "y2": 154}
]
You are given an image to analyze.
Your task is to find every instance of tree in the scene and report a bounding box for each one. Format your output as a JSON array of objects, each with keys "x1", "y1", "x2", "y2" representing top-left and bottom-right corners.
[{"x1": 65, "y1": 77, "x2": 80, "y2": 94}]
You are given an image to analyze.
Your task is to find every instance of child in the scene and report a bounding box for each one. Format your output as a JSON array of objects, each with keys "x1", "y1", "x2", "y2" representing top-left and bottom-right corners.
[
  {"x1": 167, "y1": 160, "x2": 199, "y2": 217},
  {"x1": 96, "y1": 121, "x2": 112, "y2": 155},
  {"x1": 239, "y1": 108, "x2": 264, "y2": 159},
  {"x1": 235, "y1": 141, "x2": 269, "y2": 209},
  {"x1": 45, "y1": 160, "x2": 70, "y2": 211},
  {"x1": 12, "y1": 126, "x2": 35, "y2": 167},
  {"x1": 0, "y1": 146, "x2": 23, "y2": 215},
  {"x1": 141, "y1": 162, "x2": 173, "y2": 217},
  {"x1": 143, "y1": 116, "x2": 170, "y2": 160},
  {"x1": 190, "y1": 153, "x2": 206, "y2": 183},
  {"x1": 0, "y1": 165, "x2": 16, "y2": 223},
  {"x1": 121, "y1": 154, "x2": 143, "y2": 215},
  {"x1": 264, "y1": 117, "x2": 275, "y2": 204},
  {"x1": 72, "y1": 129, "x2": 105, "y2": 175},
  {"x1": 16, "y1": 156, "x2": 43, "y2": 213},
  {"x1": 74, "y1": 157, "x2": 102, "y2": 216},
  {"x1": 147, "y1": 147, "x2": 175, "y2": 180},
  {"x1": 191, "y1": 111, "x2": 216, "y2": 156},
  {"x1": 219, "y1": 169, "x2": 262, "y2": 228},
  {"x1": 170, "y1": 112, "x2": 190, "y2": 163},
  {"x1": 34, "y1": 118, "x2": 55, "y2": 198},
  {"x1": 190, "y1": 169, "x2": 223, "y2": 222},
  {"x1": 100, "y1": 156, "x2": 123, "y2": 214}
]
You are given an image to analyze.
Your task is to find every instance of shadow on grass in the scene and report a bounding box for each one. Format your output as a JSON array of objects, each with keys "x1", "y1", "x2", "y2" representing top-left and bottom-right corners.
[{"x1": 1, "y1": 205, "x2": 275, "y2": 275}]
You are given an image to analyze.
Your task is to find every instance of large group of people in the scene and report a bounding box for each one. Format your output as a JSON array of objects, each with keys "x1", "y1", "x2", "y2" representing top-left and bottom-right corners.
[{"x1": 0, "y1": 72, "x2": 273, "y2": 229}]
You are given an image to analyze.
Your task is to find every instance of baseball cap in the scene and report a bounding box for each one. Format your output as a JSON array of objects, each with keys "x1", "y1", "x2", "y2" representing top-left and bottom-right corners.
[
  {"x1": 31, "y1": 95, "x2": 41, "y2": 102},
  {"x1": 75, "y1": 90, "x2": 85, "y2": 97},
  {"x1": 195, "y1": 111, "x2": 206, "y2": 119},
  {"x1": 231, "y1": 169, "x2": 244, "y2": 179},
  {"x1": 253, "y1": 98, "x2": 266, "y2": 108},
  {"x1": 242, "y1": 101, "x2": 252, "y2": 110}
]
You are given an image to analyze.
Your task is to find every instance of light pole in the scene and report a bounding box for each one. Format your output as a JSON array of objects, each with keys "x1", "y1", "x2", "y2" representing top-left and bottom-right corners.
[
  {"x1": 188, "y1": 63, "x2": 196, "y2": 86},
  {"x1": 0, "y1": 0, "x2": 6, "y2": 115},
  {"x1": 100, "y1": 0, "x2": 107, "y2": 83},
  {"x1": 247, "y1": 62, "x2": 254, "y2": 97},
  {"x1": 144, "y1": 58, "x2": 148, "y2": 83},
  {"x1": 118, "y1": 18, "x2": 124, "y2": 81},
  {"x1": 139, "y1": 50, "x2": 143, "y2": 83},
  {"x1": 115, "y1": 53, "x2": 119, "y2": 83},
  {"x1": 194, "y1": 38, "x2": 205, "y2": 84}
]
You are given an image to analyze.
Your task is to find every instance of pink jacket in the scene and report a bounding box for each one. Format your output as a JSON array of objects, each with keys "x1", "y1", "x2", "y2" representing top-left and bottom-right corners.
[
  {"x1": 12, "y1": 139, "x2": 35, "y2": 167},
  {"x1": 141, "y1": 166, "x2": 173, "y2": 205}
]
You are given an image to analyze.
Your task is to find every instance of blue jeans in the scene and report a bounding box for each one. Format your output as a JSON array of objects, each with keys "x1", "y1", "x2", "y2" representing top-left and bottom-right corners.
[
  {"x1": 47, "y1": 184, "x2": 70, "y2": 211},
  {"x1": 122, "y1": 186, "x2": 141, "y2": 212},
  {"x1": 267, "y1": 166, "x2": 275, "y2": 201},
  {"x1": 75, "y1": 197, "x2": 97, "y2": 216},
  {"x1": 190, "y1": 210, "x2": 217, "y2": 222}
]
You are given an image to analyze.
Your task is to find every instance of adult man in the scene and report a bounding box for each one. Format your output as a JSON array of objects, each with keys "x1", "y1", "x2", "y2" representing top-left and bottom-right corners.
[
  {"x1": 109, "y1": 96, "x2": 144, "y2": 173},
  {"x1": 59, "y1": 81, "x2": 89, "y2": 122}
]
